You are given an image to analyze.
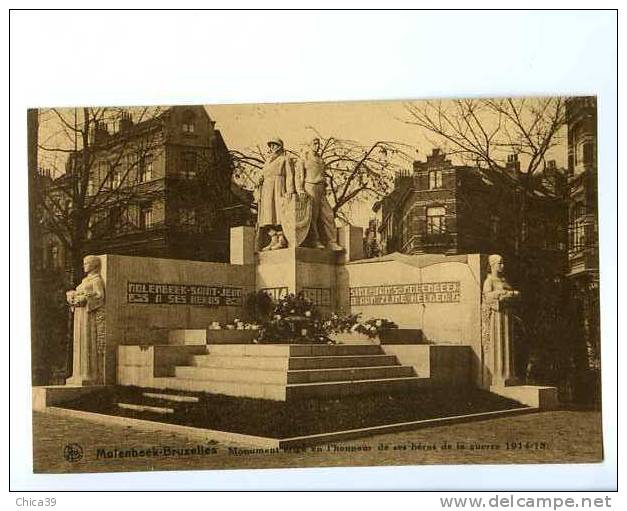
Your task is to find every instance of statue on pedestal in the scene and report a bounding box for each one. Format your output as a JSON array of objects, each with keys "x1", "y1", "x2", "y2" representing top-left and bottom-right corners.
[
  {"x1": 256, "y1": 137, "x2": 295, "y2": 251},
  {"x1": 294, "y1": 138, "x2": 344, "y2": 251},
  {"x1": 482, "y1": 254, "x2": 520, "y2": 387},
  {"x1": 66, "y1": 255, "x2": 106, "y2": 385}
]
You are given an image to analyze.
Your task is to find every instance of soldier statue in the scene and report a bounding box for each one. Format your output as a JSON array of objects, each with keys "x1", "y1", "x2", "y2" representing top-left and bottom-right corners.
[{"x1": 294, "y1": 137, "x2": 344, "y2": 251}]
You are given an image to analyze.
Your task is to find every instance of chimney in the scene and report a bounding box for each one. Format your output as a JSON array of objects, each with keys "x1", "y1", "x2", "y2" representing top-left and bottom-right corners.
[
  {"x1": 118, "y1": 112, "x2": 133, "y2": 133},
  {"x1": 91, "y1": 121, "x2": 109, "y2": 145},
  {"x1": 119, "y1": 111, "x2": 133, "y2": 133},
  {"x1": 505, "y1": 153, "x2": 521, "y2": 173}
]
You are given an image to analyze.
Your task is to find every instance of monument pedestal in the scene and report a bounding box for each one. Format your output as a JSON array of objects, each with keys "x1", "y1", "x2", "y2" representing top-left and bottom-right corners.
[
  {"x1": 33, "y1": 385, "x2": 106, "y2": 411},
  {"x1": 256, "y1": 246, "x2": 341, "y2": 311},
  {"x1": 490, "y1": 384, "x2": 558, "y2": 410},
  {"x1": 65, "y1": 376, "x2": 92, "y2": 386}
]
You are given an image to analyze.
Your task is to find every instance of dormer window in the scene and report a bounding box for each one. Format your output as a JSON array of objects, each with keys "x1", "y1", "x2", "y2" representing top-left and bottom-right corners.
[{"x1": 182, "y1": 110, "x2": 195, "y2": 134}]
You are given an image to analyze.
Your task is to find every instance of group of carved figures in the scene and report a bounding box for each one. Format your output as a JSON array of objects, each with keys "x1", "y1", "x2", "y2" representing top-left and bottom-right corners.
[{"x1": 256, "y1": 137, "x2": 344, "y2": 252}]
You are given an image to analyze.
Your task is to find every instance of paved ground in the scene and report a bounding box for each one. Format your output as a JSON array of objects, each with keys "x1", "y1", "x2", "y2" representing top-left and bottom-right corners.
[{"x1": 32, "y1": 409, "x2": 603, "y2": 474}]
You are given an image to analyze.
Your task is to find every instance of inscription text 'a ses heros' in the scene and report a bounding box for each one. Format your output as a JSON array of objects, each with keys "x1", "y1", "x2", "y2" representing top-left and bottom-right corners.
[{"x1": 127, "y1": 282, "x2": 243, "y2": 307}]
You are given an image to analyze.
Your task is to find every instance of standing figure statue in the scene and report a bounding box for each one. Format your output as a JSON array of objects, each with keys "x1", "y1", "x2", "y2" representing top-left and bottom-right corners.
[
  {"x1": 482, "y1": 254, "x2": 520, "y2": 387},
  {"x1": 294, "y1": 138, "x2": 344, "y2": 251},
  {"x1": 66, "y1": 255, "x2": 106, "y2": 385},
  {"x1": 256, "y1": 137, "x2": 295, "y2": 251}
]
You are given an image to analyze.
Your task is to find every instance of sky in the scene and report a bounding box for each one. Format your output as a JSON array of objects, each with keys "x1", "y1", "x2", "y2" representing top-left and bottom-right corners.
[
  {"x1": 206, "y1": 99, "x2": 566, "y2": 227},
  {"x1": 206, "y1": 99, "x2": 567, "y2": 167},
  {"x1": 37, "y1": 98, "x2": 568, "y2": 227}
]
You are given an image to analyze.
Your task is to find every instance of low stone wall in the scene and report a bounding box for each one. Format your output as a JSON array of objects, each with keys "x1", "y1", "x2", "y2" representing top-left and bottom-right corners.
[
  {"x1": 98, "y1": 254, "x2": 255, "y2": 383},
  {"x1": 382, "y1": 345, "x2": 473, "y2": 387},
  {"x1": 337, "y1": 252, "x2": 487, "y2": 386}
]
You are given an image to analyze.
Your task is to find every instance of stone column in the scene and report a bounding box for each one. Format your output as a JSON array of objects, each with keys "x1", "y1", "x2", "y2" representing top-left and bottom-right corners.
[
  {"x1": 230, "y1": 226, "x2": 256, "y2": 265},
  {"x1": 337, "y1": 225, "x2": 364, "y2": 262}
]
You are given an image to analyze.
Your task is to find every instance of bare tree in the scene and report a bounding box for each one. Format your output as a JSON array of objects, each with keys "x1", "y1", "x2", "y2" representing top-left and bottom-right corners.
[
  {"x1": 404, "y1": 97, "x2": 566, "y2": 176},
  {"x1": 231, "y1": 131, "x2": 411, "y2": 224},
  {"x1": 404, "y1": 97, "x2": 567, "y2": 252},
  {"x1": 34, "y1": 106, "x2": 164, "y2": 285}
]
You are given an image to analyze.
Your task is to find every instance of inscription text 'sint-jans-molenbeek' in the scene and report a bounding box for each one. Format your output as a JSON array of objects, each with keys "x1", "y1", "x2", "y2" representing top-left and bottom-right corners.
[{"x1": 349, "y1": 281, "x2": 461, "y2": 306}]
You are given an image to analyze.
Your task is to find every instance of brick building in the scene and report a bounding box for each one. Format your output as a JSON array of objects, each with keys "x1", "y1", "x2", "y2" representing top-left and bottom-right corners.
[
  {"x1": 374, "y1": 148, "x2": 567, "y2": 273},
  {"x1": 38, "y1": 105, "x2": 253, "y2": 272}
]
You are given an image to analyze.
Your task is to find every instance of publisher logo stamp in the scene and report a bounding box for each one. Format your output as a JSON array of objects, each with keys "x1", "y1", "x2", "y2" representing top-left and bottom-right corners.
[{"x1": 63, "y1": 443, "x2": 83, "y2": 462}]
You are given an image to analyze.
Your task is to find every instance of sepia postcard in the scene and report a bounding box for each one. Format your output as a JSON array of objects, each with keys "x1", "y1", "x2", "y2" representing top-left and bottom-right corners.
[{"x1": 28, "y1": 97, "x2": 603, "y2": 475}]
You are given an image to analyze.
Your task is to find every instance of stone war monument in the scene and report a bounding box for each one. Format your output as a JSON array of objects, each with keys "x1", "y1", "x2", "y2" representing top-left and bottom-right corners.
[
  {"x1": 33, "y1": 221, "x2": 557, "y2": 412},
  {"x1": 32, "y1": 133, "x2": 557, "y2": 425}
]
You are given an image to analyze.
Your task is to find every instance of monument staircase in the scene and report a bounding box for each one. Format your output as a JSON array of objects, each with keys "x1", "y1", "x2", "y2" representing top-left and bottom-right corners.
[{"x1": 117, "y1": 343, "x2": 431, "y2": 405}]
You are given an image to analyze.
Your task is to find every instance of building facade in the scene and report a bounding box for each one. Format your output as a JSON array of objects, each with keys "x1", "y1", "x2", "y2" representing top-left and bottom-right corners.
[
  {"x1": 374, "y1": 148, "x2": 567, "y2": 273},
  {"x1": 39, "y1": 106, "x2": 253, "y2": 272},
  {"x1": 565, "y1": 97, "x2": 600, "y2": 383}
]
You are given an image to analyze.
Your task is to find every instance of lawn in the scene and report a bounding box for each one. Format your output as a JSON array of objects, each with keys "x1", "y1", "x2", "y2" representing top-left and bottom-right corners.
[{"x1": 57, "y1": 385, "x2": 525, "y2": 438}]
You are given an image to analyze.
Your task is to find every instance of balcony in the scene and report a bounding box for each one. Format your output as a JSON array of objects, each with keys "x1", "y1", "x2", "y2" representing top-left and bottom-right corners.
[
  {"x1": 422, "y1": 232, "x2": 454, "y2": 246},
  {"x1": 402, "y1": 233, "x2": 456, "y2": 254}
]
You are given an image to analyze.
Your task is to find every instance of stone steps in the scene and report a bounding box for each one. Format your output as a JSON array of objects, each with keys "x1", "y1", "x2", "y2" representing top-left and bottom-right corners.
[
  {"x1": 191, "y1": 354, "x2": 289, "y2": 370},
  {"x1": 287, "y1": 365, "x2": 416, "y2": 383},
  {"x1": 117, "y1": 402, "x2": 174, "y2": 414},
  {"x1": 175, "y1": 366, "x2": 287, "y2": 384},
  {"x1": 285, "y1": 376, "x2": 426, "y2": 399},
  {"x1": 151, "y1": 377, "x2": 286, "y2": 400},
  {"x1": 174, "y1": 364, "x2": 416, "y2": 385},
  {"x1": 203, "y1": 344, "x2": 383, "y2": 357},
  {"x1": 191, "y1": 353, "x2": 400, "y2": 370},
  {"x1": 148, "y1": 375, "x2": 425, "y2": 400},
  {"x1": 142, "y1": 391, "x2": 199, "y2": 403},
  {"x1": 289, "y1": 354, "x2": 399, "y2": 370},
  {"x1": 118, "y1": 343, "x2": 427, "y2": 401}
]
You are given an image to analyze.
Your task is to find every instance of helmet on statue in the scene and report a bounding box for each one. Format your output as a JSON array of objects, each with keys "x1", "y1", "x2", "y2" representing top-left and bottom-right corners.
[{"x1": 267, "y1": 137, "x2": 284, "y2": 149}]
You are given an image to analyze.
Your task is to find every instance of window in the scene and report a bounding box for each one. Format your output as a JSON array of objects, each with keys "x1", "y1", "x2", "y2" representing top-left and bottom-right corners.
[
  {"x1": 87, "y1": 217, "x2": 94, "y2": 239},
  {"x1": 429, "y1": 169, "x2": 443, "y2": 189},
  {"x1": 572, "y1": 221, "x2": 585, "y2": 251},
  {"x1": 575, "y1": 139, "x2": 594, "y2": 167},
  {"x1": 583, "y1": 142, "x2": 594, "y2": 165},
  {"x1": 181, "y1": 152, "x2": 197, "y2": 179},
  {"x1": 490, "y1": 215, "x2": 500, "y2": 240},
  {"x1": 426, "y1": 206, "x2": 446, "y2": 234},
  {"x1": 139, "y1": 155, "x2": 153, "y2": 183},
  {"x1": 182, "y1": 111, "x2": 195, "y2": 134},
  {"x1": 45, "y1": 243, "x2": 59, "y2": 270},
  {"x1": 570, "y1": 203, "x2": 586, "y2": 251},
  {"x1": 179, "y1": 207, "x2": 197, "y2": 225},
  {"x1": 108, "y1": 206, "x2": 121, "y2": 233},
  {"x1": 110, "y1": 166, "x2": 122, "y2": 189},
  {"x1": 140, "y1": 204, "x2": 153, "y2": 230}
]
